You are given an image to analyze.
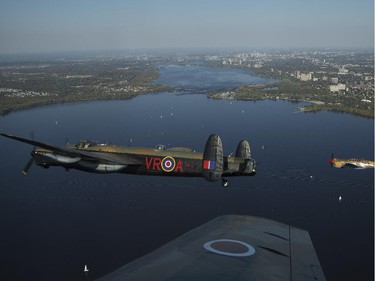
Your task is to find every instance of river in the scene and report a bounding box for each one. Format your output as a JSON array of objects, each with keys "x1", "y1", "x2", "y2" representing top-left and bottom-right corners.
[{"x1": 0, "y1": 64, "x2": 373, "y2": 281}]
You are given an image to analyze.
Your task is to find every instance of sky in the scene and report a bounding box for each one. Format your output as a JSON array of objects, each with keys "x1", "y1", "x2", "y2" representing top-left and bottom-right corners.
[{"x1": 0, "y1": 0, "x2": 374, "y2": 54}]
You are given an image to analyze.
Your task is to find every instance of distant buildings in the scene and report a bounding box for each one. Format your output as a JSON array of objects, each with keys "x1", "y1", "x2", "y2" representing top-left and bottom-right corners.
[
  {"x1": 215, "y1": 50, "x2": 373, "y2": 103},
  {"x1": 338, "y1": 67, "x2": 348, "y2": 75},
  {"x1": 329, "y1": 83, "x2": 346, "y2": 92},
  {"x1": 294, "y1": 71, "x2": 313, "y2": 81}
]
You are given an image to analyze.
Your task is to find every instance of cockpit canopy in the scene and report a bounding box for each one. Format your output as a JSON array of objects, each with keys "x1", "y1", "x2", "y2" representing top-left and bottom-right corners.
[
  {"x1": 75, "y1": 140, "x2": 107, "y2": 149},
  {"x1": 155, "y1": 144, "x2": 166, "y2": 151}
]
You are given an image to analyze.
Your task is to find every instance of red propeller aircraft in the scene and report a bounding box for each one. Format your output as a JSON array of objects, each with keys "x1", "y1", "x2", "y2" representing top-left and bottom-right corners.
[
  {"x1": 0, "y1": 133, "x2": 256, "y2": 187},
  {"x1": 328, "y1": 153, "x2": 374, "y2": 169}
]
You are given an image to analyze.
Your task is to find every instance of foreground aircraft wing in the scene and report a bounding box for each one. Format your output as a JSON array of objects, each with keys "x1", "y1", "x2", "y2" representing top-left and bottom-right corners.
[
  {"x1": 96, "y1": 215, "x2": 326, "y2": 281},
  {"x1": 0, "y1": 133, "x2": 141, "y2": 165}
]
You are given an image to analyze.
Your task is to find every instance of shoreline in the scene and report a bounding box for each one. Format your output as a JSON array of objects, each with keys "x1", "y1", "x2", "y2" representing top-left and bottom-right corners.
[
  {"x1": 0, "y1": 59, "x2": 373, "y2": 118},
  {"x1": 2, "y1": 89, "x2": 372, "y2": 119},
  {"x1": 0, "y1": 85, "x2": 170, "y2": 116},
  {"x1": 207, "y1": 83, "x2": 374, "y2": 118}
]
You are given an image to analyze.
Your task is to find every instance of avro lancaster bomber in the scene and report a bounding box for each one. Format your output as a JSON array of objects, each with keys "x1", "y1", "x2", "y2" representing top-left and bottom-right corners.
[{"x1": 0, "y1": 133, "x2": 256, "y2": 187}]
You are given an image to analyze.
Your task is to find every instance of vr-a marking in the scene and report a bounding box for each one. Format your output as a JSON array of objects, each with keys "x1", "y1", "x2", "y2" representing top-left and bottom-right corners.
[{"x1": 145, "y1": 156, "x2": 183, "y2": 173}]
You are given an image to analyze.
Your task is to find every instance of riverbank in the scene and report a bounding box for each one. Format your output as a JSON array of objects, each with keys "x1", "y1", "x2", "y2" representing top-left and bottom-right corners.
[
  {"x1": 0, "y1": 83, "x2": 170, "y2": 116},
  {"x1": 208, "y1": 82, "x2": 374, "y2": 118},
  {"x1": 0, "y1": 59, "x2": 171, "y2": 116}
]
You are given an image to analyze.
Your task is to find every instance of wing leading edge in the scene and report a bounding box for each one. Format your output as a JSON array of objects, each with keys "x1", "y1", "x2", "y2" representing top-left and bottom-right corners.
[
  {"x1": 96, "y1": 215, "x2": 326, "y2": 281},
  {"x1": 0, "y1": 133, "x2": 141, "y2": 165}
]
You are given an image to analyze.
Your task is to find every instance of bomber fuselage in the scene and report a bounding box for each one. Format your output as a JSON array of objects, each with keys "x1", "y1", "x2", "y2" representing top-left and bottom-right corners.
[{"x1": 32, "y1": 141, "x2": 256, "y2": 177}]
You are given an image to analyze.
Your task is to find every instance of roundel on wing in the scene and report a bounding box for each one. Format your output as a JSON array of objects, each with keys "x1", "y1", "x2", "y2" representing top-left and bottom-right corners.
[
  {"x1": 203, "y1": 239, "x2": 255, "y2": 257},
  {"x1": 161, "y1": 156, "x2": 176, "y2": 172}
]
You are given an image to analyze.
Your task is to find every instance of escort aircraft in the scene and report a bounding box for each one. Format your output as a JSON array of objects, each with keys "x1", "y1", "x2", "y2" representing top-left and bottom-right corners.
[
  {"x1": 329, "y1": 154, "x2": 374, "y2": 169},
  {"x1": 0, "y1": 133, "x2": 256, "y2": 187}
]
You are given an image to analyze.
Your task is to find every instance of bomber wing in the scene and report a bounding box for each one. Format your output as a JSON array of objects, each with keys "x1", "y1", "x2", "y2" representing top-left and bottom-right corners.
[
  {"x1": 96, "y1": 215, "x2": 326, "y2": 281},
  {"x1": 0, "y1": 133, "x2": 141, "y2": 165}
]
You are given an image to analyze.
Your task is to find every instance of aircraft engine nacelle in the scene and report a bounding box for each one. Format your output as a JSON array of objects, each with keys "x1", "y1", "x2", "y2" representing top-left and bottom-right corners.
[
  {"x1": 34, "y1": 151, "x2": 81, "y2": 165},
  {"x1": 202, "y1": 134, "x2": 223, "y2": 182}
]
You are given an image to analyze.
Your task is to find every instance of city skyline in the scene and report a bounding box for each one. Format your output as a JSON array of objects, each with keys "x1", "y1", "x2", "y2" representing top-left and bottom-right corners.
[{"x1": 0, "y1": 0, "x2": 374, "y2": 54}]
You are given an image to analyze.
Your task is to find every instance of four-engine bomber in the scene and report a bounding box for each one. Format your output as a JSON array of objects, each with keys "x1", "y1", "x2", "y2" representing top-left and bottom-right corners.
[{"x1": 0, "y1": 133, "x2": 256, "y2": 187}]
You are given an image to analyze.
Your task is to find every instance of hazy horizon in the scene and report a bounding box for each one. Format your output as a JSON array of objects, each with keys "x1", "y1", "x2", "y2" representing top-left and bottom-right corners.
[{"x1": 1, "y1": 0, "x2": 374, "y2": 55}]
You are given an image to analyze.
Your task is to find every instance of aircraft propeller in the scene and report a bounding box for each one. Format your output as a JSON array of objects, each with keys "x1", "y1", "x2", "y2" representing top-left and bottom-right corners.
[
  {"x1": 328, "y1": 153, "x2": 334, "y2": 168},
  {"x1": 22, "y1": 157, "x2": 34, "y2": 175},
  {"x1": 22, "y1": 131, "x2": 36, "y2": 175}
]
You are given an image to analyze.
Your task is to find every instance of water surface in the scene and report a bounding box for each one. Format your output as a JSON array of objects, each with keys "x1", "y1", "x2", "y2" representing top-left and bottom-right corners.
[{"x1": 0, "y1": 65, "x2": 373, "y2": 281}]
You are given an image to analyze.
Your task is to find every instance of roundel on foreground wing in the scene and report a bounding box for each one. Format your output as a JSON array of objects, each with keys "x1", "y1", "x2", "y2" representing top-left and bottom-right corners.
[
  {"x1": 202, "y1": 134, "x2": 223, "y2": 182},
  {"x1": 203, "y1": 239, "x2": 256, "y2": 257}
]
